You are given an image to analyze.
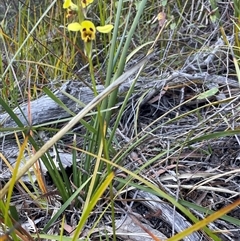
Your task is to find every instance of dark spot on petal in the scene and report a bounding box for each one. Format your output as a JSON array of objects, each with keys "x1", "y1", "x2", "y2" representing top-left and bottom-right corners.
[
  {"x1": 90, "y1": 28, "x2": 94, "y2": 32},
  {"x1": 83, "y1": 28, "x2": 86, "y2": 31}
]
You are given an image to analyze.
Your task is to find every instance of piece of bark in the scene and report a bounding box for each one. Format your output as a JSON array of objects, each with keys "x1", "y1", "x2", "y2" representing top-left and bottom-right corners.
[
  {"x1": 0, "y1": 143, "x2": 76, "y2": 181},
  {"x1": 129, "y1": 190, "x2": 204, "y2": 241},
  {"x1": 92, "y1": 215, "x2": 167, "y2": 241},
  {"x1": 115, "y1": 215, "x2": 168, "y2": 241},
  {"x1": 0, "y1": 82, "x2": 104, "y2": 128},
  {"x1": 0, "y1": 73, "x2": 238, "y2": 129}
]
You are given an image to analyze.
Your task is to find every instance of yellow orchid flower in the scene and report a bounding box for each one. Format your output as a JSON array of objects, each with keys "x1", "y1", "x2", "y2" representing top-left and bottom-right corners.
[
  {"x1": 68, "y1": 20, "x2": 113, "y2": 42},
  {"x1": 63, "y1": 0, "x2": 78, "y2": 11},
  {"x1": 81, "y1": 0, "x2": 94, "y2": 8},
  {"x1": 63, "y1": 0, "x2": 78, "y2": 18},
  {"x1": 63, "y1": 0, "x2": 93, "y2": 10}
]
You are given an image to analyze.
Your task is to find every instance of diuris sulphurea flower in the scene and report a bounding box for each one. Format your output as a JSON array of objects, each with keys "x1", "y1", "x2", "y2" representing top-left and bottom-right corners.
[
  {"x1": 81, "y1": 0, "x2": 94, "y2": 8},
  {"x1": 63, "y1": 0, "x2": 78, "y2": 18},
  {"x1": 63, "y1": 0, "x2": 78, "y2": 11},
  {"x1": 67, "y1": 20, "x2": 113, "y2": 42},
  {"x1": 67, "y1": 20, "x2": 113, "y2": 57},
  {"x1": 63, "y1": 0, "x2": 93, "y2": 10}
]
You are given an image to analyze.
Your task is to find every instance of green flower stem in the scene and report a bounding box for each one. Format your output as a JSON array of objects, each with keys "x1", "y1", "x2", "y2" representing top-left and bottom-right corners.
[
  {"x1": 77, "y1": 0, "x2": 84, "y2": 23},
  {"x1": 86, "y1": 42, "x2": 98, "y2": 96},
  {"x1": 87, "y1": 44, "x2": 110, "y2": 180}
]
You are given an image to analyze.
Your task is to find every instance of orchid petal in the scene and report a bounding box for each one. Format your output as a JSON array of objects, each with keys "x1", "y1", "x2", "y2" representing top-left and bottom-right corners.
[
  {"x1": 68, "y1": 22, "x2": 82, "y2": 31},
  {"x1": 96, "y1": 24, "x2": 114, "y2": 33},
  {"x1": 63, "y1": 0, "x2": 71, "y2": 8}
]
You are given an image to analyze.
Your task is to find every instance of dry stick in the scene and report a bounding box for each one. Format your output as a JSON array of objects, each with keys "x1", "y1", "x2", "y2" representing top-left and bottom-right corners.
[{"x1": 0, "y1": 52, "x2": 154, "y2": 199}]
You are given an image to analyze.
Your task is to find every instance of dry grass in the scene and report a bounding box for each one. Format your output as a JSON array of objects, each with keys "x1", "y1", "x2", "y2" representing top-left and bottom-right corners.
[{"x1": 0, "y1": 0, "x2": 239, "y2": 241}]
